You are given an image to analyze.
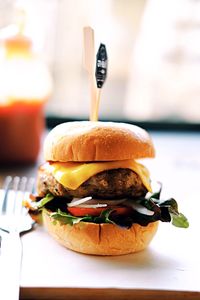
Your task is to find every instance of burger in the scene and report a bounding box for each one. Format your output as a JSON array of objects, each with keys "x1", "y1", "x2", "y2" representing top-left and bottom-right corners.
[{"x1": 27, "y1": 121, "x2": 189, "y2": 255}]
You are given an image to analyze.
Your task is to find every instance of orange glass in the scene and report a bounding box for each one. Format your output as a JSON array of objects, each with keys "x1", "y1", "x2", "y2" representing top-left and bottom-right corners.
[
  {"x1": 0, "y1": 101, "x2": 45, "y2": 164},
  {"x1": 0, "y1": 33, "x2": 52, "y2": 165}
]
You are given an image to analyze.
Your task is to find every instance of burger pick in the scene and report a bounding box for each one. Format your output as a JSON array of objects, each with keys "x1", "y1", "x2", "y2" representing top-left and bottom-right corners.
[{"x1": 27, "y1": 121, "x2": 189, "y2": 255}]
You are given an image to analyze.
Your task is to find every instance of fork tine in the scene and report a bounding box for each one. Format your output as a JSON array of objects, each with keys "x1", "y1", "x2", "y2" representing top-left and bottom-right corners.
[
  {"x1": 2, "y1": 176, "x2": 12, "y2": 190},
  {"x1": 26, "y1": 177, "x2": 35, "y2": 194},
  {"x1": 20, "y1": 177, "x2": 28, "y2": 192},
  {"x1": 12, "y1": 176, "x2": 20, "y2": 215},
  {"x1": 0, "y1": 176, "x2": 35, "y2": 237},
  {"x1": 0, "y1": 176, "x2": 36, "y2": 300},
  {"x1": 1, "y1": 176, "x2": 12, "y2": 214}
]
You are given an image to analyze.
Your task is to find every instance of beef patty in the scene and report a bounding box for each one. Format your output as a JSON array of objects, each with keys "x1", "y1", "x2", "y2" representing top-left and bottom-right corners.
[{"x1": 37, "y1": 163, "x2": 148, "y2": 199}]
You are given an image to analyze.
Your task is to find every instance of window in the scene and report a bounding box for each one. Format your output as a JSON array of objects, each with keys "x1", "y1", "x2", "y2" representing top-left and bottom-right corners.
[{"x1": 1, "y1": 0, "x2": 200, "y2": 125}]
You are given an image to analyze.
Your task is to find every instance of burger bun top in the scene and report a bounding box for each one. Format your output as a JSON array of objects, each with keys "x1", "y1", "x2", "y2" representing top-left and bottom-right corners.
[{"x1": 44, "y1": 121, "x2": 155, "y2": 162}]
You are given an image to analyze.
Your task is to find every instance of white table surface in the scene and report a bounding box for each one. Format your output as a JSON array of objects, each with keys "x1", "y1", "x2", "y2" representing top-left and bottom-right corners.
[{"x1": 0, "y1": 131, "x2": 200, "y2": 299}]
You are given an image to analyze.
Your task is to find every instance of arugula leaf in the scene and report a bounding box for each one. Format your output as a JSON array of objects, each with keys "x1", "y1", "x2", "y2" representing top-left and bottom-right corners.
[
  {"x1": 159, "y1": 198, "x2": 178, "y2": 210},
  {"x1": 159, "y1": 198, "x2": 189, "y2": 228},
  {"x1": 138, "y1": 198, "x2": 160, "y2": 213},
  {"x1": 36, "y1": 193, "x2": 55, "y2": 209},
  {"x1": 134, "y1": 194, "x2": 189, "y2": 228},
  {"x1": 93, "y1": 209, "x2": 115, "y2": 224},
  {"x1": 145, "y1": 181, "x2": 162, "y2": 203},
  {"x1": 36, "y1": 184, "x2": 189, "y2": 229},
  {"x1": 48, "y1": 208, "x2": 117, "y2": 226},
  {"x1": 156, "y1": 198, "x2": 189, "y2": 228},
  {"x1": 171, "y1": 212, "x2": 189, "y2": 228},
  {"x1": 49, "y1": 209, "x2": 93, "y2": 225}
]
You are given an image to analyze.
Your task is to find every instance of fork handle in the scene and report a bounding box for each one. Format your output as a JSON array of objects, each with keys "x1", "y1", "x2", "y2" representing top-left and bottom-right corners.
[{"x1": 0, "y1": 231, "x2": 22, "y2": 300}]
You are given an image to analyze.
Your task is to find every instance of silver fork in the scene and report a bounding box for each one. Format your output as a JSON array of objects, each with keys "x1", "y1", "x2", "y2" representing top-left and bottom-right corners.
[{"x1": 0, "y1": 176, "x2": 35, "y2": 300}]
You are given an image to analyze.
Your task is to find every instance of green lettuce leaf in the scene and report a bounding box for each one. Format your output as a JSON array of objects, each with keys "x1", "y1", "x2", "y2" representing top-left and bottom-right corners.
[
  {"x1": 34, "y1": 185, "x2": 189, "y2": 229},
  {"x1": 49, "y1": 208, "x2": 93, "y2": 225},
  {"x1": 36, "y1": 193, "x2": 55, "y2": 209},
  {"x1": 159, "y1": 198, "x2": 189, "y2": 228},
  {"x1": 135, "y1": 183, "x2": 189, "y2": 228},
  {"x1": 171, "y1": 213, "x2": 189, "y2": 228},
  {"x1": 48, "y1": 208, "x2": 116, "y2": 226},
  {"x1": 93, "y1": 209, "x2": 115, "y2": 225}
]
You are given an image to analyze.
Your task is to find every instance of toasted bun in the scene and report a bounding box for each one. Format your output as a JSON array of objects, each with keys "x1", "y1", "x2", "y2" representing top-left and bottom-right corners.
[
  {"x1": 44, "y1": 121, "x2": 155, "y2": 162},
  {"x1": 43, "y1": 209, "x2": 158, "y2": 255}
]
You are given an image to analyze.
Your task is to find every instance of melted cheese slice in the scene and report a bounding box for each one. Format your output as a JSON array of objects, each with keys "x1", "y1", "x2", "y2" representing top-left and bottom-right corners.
[{"x1": 46, "y1": 160, "x2": 152, "y2": 192}]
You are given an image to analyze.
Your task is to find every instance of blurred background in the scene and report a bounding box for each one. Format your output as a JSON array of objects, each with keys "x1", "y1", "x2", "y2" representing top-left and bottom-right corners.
[{"x1": 1, "y1": 0, "x2": 200, "y2": 126}]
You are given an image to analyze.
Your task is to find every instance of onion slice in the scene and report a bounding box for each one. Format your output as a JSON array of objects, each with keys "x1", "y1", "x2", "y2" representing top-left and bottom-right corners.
[
  {"x1": 125, "y1": 201, "x2": 154, "y2": 216},
  {"x1": 96, "y1": 199, "x2": 126, "y2": 206},
  {"x1": 67, "y1": 197, "x2": 126, "y2": 208},
  {"x1": 76, "y1": 203, "x2": 108, "y2": 208},
  {"x1": 67, "y1": 197, "x2": 92, "y2": 207}
]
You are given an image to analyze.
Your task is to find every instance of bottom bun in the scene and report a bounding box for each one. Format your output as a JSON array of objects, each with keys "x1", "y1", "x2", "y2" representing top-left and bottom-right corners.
[{"x1": 43, "y1": 210, "x2": 159, "y2": 255}]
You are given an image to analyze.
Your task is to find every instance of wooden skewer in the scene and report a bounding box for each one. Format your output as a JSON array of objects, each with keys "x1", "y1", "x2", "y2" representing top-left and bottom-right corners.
[
  {"x1": 83, "y1": 27, "x2": 94, "y2": 74},
  {"x1": 83, "y1": 26, "x2": 99, "y2": 121},
  {"x1": 92, "y1": 88, "x2": 101, "y2": 122}
]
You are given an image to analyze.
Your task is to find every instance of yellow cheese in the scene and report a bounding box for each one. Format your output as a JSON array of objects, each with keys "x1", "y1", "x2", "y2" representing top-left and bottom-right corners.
[{"x1": 46, "y1": 160, "x2": 152, "y2": 192}]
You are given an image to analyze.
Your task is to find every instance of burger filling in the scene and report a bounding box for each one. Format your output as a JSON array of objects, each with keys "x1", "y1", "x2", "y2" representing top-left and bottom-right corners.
[
  {"x1": 26, "y1": 161, "x2": 189, "y2": 229},
  {"x1": 37, "y1": 164, "x2": 148, "y2": 199}
]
